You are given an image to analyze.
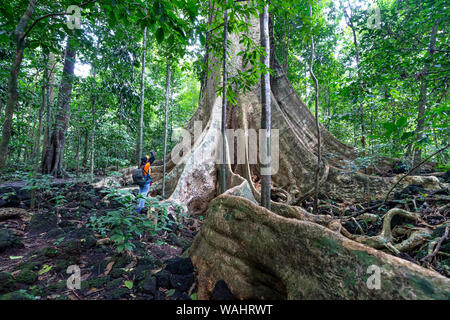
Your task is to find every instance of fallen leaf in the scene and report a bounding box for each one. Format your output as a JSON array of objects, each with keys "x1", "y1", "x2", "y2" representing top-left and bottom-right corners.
[{"x1": 104, "y1": 261, "x2": 115, "y2": 276}]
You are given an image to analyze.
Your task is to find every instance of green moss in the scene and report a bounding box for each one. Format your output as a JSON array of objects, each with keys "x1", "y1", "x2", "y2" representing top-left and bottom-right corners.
[
  {"x1": 0, "y1": 272, "x2": 15, "y2": 294},
  {"x1": 352, "y1": 250, "x2": 378, "y2": 268},
  {"x1": 314, "y1": 237, "x2": 339, "y2": 255},
  {"x1": 0, "y1": 290, "x2": 34, "y2": 300},
  {"x1": 48, "y1": 280, "x2": 67, "y2": 292},
  {"x1": 106, "y1": 278, "x2": 123, "y2": 290},
  {"x1": 16, "y1": 269, "x2": 37, "y2": 285},
  {"x1": 41, "y1": 247, "x2": 60, "y2": 258}
]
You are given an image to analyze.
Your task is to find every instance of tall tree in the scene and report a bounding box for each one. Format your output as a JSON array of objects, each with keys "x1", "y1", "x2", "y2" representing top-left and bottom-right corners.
[
  {"x1": 220, "y1": 0, "x2": 228, "y2": 195},
  {"x1": 162, "y1": 60, "x2": 171, "y2": 199},
  {"x1": 260, "y1": 1, "x2": 271, "y2": 209},
  {"x1": 0, "y1": 0, "x2": 38, "y2": 171},
  {"x1": 137, "y1": 26, "x2": 147, "y2": 163},
  {"x1": 341, "y1": 0, "x2": 366, "y2": 154},
  {"x1": 42, "y1": 36, "x2": 77, "y2": 176},
  {"x1": 308, "y1": 2, "x2": 321, "y2": 214}
]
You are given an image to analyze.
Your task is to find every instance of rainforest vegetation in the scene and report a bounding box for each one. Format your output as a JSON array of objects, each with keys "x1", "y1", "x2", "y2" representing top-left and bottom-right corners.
[{"x1": 0, "y1": 0, "x2": 448, "y2": 301}]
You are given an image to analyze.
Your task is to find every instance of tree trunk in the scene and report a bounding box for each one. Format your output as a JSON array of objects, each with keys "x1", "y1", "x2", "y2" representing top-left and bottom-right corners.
[
  {"x1": 220, "y1": 0, "x2": 228, "y2": 195},
  {"x1": 42, "y1": 36, "x2": 76, "y2": 176},
  {"x1": 413, "y1": 20, "x2": 440, "y2": 172},
  {"x1": 90, "y1": 67, "x2": 97, "y2": 180},
  {"x1": 137, "y1": 26, "x2": 147, "y2": 163},
  {"x1": 260, "y1": 3, "x2": 271, "y2": 209},
  {"x1": 342, "y1": 0, "x2": 366, "y2": 155},
  {"x1": 41, "y1": 52, "x2": 56, "y2": 168},
  {"x1": 308, "y1": 3, "x2": 321, "y2": 214},
  {"x1": 0, "y1": 0, "x2": 38, "y2": 171},
  {"x1": 162, "y1": 61, "x2": 171, "y2": 199}
]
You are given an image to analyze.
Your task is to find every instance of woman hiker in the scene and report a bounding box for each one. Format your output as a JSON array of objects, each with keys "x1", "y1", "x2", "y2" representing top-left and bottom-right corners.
[{"x1": 137, "y1": 151, "x2": 155, "y2": 213}]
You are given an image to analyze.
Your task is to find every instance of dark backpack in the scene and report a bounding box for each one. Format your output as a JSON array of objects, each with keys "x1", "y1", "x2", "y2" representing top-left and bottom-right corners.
[{"x1": 132, "y1": 167, "x2": 150, "y2": 187}]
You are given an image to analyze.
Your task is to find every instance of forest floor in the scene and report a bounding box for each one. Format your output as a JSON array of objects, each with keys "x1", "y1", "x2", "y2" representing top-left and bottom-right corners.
[
  {"x1": 300, "y1": 171, "x2": 450, "y2": 277},
  {"x1": 0, "y1": 180, "x2": 203, "y2": 300},
  {"x1": 0, "y1": 170, "x2": 448, "y2": 300}
]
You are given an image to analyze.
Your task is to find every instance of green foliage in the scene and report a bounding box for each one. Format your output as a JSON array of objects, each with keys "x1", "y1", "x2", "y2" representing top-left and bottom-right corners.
[{"x1": 87, "y1": 185, "x2": 186, "y2": 253}]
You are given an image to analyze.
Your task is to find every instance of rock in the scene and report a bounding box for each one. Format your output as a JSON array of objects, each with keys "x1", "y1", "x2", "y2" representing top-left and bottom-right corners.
[
  {"x1": 16, "y1": 269, "x2": 37, "y2": 285},
  {"x1": 393, "y1": 161, "x2": 408, "y2": 174},
  {"x1": 0, "y1": 229, "x2": 24, "y2": 252},
  {"x1": 168, "y1": 290, "x2": 191, "y2": 300},
  {"x1": 139, "y1": 276, "x2": 157, "y2": 295},
  {"x1": 441, "y1": 170, "x2": 450, "y2": 183},
  {"x1": 155, "y1": 270, "x2": 171, "y2": 289},
  {"x1": 164, "y1": 257, "x2": 194, "y2": 275},
  {"x1": 0, "y1": 272, "x2": 16, "y2": 294},
  {"x1": 210, "y1": 280, "x2": 236, "y2": 300},
  {"x1": 105, "y1": 278, "x2": 123, "y2": 290},
  {"x1": 394, "y1": 184, "x2": 427, "y2": 200},
  {"x1": 41, "y1": 247, "x2": 60, "y2": 258},
  {"x1": 0, "y1": 290, "x2": 34, "y2": 300},
  {"x1": 154, "y1": 290, "x2": 165, "y2": 300},
  {"x1": 170, "y1": 274, "x2": 194, "y2": 292},
  {"x1": 132, "y1": 257, "x2": 154, "y2": 282},
  {"x1": 106, "y1": 287, "x2": 129, "y2": 300},
  {"x1": 44, "y1": 228, "x2": 65, "y2": 239},
  {"x1": 28, "y1": 212, "x2": 57, "y2": 235}
]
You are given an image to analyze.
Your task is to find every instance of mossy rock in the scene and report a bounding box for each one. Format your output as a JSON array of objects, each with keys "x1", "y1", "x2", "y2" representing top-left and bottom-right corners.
[
  {"x1": 29, "y1": 285, "x2": 48, "y2": 297},
  {"x1": 16, "y1": 269, "x2": 37, "y2": 285},
  {"x1": 105, "y1": 278, "x2": 123, "y2": 290},
  {"x1": 0, "y1": 272, "x2": 16, "y2": 294},
  {"x1": 82, "y1": 276, "x2": 109, "y2": 290},
  {"x1": 106, "y1": 287, "x2": 129, "y2": 300},
  {"x1": 109, "y1": 268, "x2": 125, "y2": 279},
  {"x1": 15, "y1": 260, "x2": 42, "y2": 272},
  {"x1": 114, "y1": 254, "x2": 132, "y2": 268},
  {"x1": 0, "y1": 229, "x2": 24, "y2": 252},
  {"x1": 0, "y1": 290, "x2": 34, "y2": 300},
  {"x1": 28, "y1": 212, "x2": 57, "y2": 235},
  {"x1": 41, "y1": 247, "x2": 60, "y2": 258},
  {"x1": 48, "y1": 280, "x2": 68, "y2": 292}
]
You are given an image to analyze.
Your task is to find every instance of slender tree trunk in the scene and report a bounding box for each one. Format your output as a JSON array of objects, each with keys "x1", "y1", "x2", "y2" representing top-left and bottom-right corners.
[
  {"x1": 42, "y1": 36, "x2": 77, "y2": 176},
  {"x1": 308, "y1": 3, "x2": 321, "y2": 214},
  {"x1": 137, "y1": 26, "x2": 147, "y2": 163},
  {"x1": 162, "y1": 61, "x2": 171, "y2": 199},
  {"x1": 30, "y1": 80, "x2": 46, "y2": 209},
  {"x1": 220, "y1": 0, "x2": 228, "y2": 195},
  {"x1": 82, "y1": 129, "x2": 89, "y2": 168},
  {"x1": 413, "y1": 20, "x2": 440, "y2": 172},
  {"x1": 260, "y1": 3, "x2": 271, "y2": 209},
  {"x1": 90, "y1": 67, "x2": 97, "y2": 180},
  {"x1": 0, "y1": 0, "x2": 38, "y2": 171},
  {"x1": 343, "y1": 0, "x2": 365, "y2": 155},
  {"x1": 41, "y1": 52, "x2": 56, "y2": 168}
]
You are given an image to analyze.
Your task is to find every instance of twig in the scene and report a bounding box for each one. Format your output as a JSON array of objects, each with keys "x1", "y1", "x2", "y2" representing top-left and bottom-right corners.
[
  {"x1": 384, "y1": 144, "x2": 450, "y2": 203},
  {"x1": 421, "y1": 226, "x2": 449, "y2": 263}
]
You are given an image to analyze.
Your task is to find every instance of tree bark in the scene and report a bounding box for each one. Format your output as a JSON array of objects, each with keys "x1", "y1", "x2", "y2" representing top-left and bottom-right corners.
[
  {"x1": 90, "y1": 67, "x2": 97, "y2": 180},
  {"x1": 413, "y1": 20, "x2": 440, "y2": 172},
  {"x1": 220, "y1": 0, "x2": 228, "y2": 195},
  {"x1": 0, "y1": 0, "x2": 38, "y2": 171},
  {"x1": 308, "y1": 3, "x2": 321, "y2": 214},
  {"x1": 42, "y1": 36, "x2": 77, "y2": 176},
  {"x1": 41, "y1": 52, "x2": 56, "y2": 168},
  {"x1": 162, "y1": 61, "x2": 171, "y2": 199},
  {"x1": 260, "y1": 3, "x2": 271, "y2": 209},
  {"x1": 137, "y1": 26, "x2": 147, "y2": 163}
]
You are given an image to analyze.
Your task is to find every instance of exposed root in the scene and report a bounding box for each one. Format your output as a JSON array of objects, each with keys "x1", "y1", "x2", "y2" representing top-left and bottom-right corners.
[{"x1": 346, "y1": 208, "x2": 432, "y2": 255}]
